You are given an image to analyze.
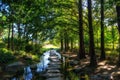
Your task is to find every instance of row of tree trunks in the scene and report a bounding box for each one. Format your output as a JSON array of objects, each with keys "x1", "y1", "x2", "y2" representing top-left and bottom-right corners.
[{"x1": 60, "y1": 31, "x2": 74, "y2": 52}]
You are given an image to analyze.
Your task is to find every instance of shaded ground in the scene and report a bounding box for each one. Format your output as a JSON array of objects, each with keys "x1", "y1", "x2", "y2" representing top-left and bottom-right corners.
[{"x1": 62, "y1": 52, "x2": 120, "y2": 80}]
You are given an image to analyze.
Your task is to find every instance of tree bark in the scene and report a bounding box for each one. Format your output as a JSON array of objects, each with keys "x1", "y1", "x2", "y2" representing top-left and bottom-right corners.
[
  {"x1": 7, "y1": 24, "x2": 11, "y2": 49},
  {"x1": 64, "y1": 31, "x2": 68, "y2": 52},
  {"x1": 61, "y1": 37, "x2": 64, "y2": 51},
  {"x1": 116, "y1": 4, "x2": 120, "y2": 66},
  {"x1": 78, "y1": 0, "x2": 86, "y2": 59},
  {"x1": 100, "y1": 0, "x2": 106, "y2": 60},
  {"x1": 11, "y1": 23, "x2": 14, "y2": 51},
  {"x1": 87, "y1": 0, "x2": 97, "y2": 66},
  {"x1": 70, "y1": 38, "x2": 73, "y2": 51},
  {"x1": 18, "y1": 23, "x2": 21, "y2": 39}
]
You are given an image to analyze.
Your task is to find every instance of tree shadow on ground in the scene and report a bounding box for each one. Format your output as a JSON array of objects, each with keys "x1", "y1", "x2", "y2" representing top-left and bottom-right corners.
[{"x1": 66, "y1": 53, "x2": 120, "y2": 80}]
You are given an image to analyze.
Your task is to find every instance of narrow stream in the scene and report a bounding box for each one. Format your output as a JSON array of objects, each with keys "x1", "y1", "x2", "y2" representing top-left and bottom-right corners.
[{"x1": 11, "y1": 50, "x2": 61, "y2": 80}]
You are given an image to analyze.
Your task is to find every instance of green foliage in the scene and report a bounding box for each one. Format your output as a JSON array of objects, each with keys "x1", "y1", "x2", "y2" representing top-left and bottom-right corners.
[
  {"x1": 33, "y1": 44, "x2": 41, "y2": 54},
  {"x1": 68, "y1": 72, "x2": 79, "y2": 80},
  {"x1": 25, "y1": 44, "x2": 33, "y2": 52},
  {"x1": 0, "y1": 41, "x2": 6, "y2": 48},
  {"x1": 0, "y1": 48, "x2": 15, "y2": 64}
]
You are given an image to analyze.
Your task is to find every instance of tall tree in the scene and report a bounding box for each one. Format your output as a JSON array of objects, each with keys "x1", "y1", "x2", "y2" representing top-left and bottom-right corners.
[
  {"x1": 100, "y1": 0, "x2": 106, "y2": 60},
  {"x1": 78, "y1": 0, "x2": 86, "y2": 59},
  {"x1": 11, "y1": 23, "x2": 14, "y2": 51},
  {"x1": 116, "y1": 1, "x2": 120, "y2": 66},
  {"x1": 87, "y1": 0, "x2": 97, "y2": 66},
  {"x1": 7, "y1": 24, "x2": 11, "y2": 49}
]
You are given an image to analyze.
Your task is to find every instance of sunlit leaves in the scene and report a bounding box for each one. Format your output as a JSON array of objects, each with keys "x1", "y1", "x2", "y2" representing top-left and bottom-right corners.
[{"x1": 2, "y1": 15, "x2": 6, "y2": 21}]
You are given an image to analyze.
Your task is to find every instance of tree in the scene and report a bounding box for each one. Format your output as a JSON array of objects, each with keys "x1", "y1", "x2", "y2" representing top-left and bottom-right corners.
[
  {"x1": 100, "y1": 0, "x2": 106, "y2": 60},
  {"x1": 116, "y1": 1, "x2": 120, "y2": 66},
  {"x1": 87, "y1": 0, "x2": 97, "y2": 66},
  {"x1": 78, "y1": 0, "x2": 86, "y2": 59}
]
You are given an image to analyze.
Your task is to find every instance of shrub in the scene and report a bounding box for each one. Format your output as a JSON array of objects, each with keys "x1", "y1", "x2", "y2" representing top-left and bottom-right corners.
[
  {"x1": 0, "y1": 48, "x2": 15, "y2": 64},
  {"x1": 25, "y1": 44, "x2": 33, "y2": 52},
  {"x1": 0, "y1": 41, "x2": 6, "y2": 48}
]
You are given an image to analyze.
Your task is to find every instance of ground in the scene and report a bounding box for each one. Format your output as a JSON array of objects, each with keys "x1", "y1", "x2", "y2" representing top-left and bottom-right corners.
[{"x1": 63, "y1": 53, "x2": 120, "y2": 80}]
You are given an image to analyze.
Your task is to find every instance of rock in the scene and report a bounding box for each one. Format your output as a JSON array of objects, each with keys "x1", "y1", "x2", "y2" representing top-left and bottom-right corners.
[
  {"x1": 44, "y1": 73, "x2": 63, "y2": 78},
  {"x1": 6, "y1": 61, "x2": 25, "y2": 72},
  {"x1": 46, "y1": 77, "x2": 63, "y2": 80},
  {"x1": 47, "y1": 70, "x2": 60, "y2": 73},
  {"x1": 69, "y1": 60, "x2": 79, "y2": 66},
  {"x1": 48, "y1": 62, "x2": 61, "y2": 65},
  {"x1": 22, "y1": 55, "x2": 32, "y2": 60},
  {"x1": 8, "y1": 61, "x2": 24, "y2": 67}
]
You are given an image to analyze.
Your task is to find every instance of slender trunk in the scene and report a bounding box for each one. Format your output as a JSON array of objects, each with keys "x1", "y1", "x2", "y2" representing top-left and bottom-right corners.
[
  {"x1": 100, "y1": 0, "x2": 106, "y2": 60},
  {"x1": 64, "y1": 37, "x2": 67, "y2": 52},
  {"x1": 18, "y1": 23, "x2": 21, "y2": 39},
  {"x1": 61, "y1": 37, "x2": 64, "y2": 51},
  {"x1": 78, "y1": 0, "x2": 86, "y2": 59},
  {"x1": 87, "y1": 0, "x2": 97, "y2": 66},
  {"x1": 66, "y1": 35, "x2": 69, "y2": 51},
  {"x1": 24, "y1": 24, "x2": 26, "y2": 38},
  {"x1": 70, "y1": 38, "x2": 73, "y2": 52},
  {"x1": 35, "y1": 31, "x2": 38, "y2": 53},
  {"x1": 11, "y1": 23, "x2": 14, "y2": 51},
  {"x1": 17, "y1": 23, "x2": 21, "y2": 50},
  {"x1": 25, "y1": 25, "x2": 29, "y2": 43},
  {"x1": 7, "y1": 24, "x2": 11, "y2": 49},
  {"x1": 64, "y1": 31, "x2": 67, "y2": 52}
]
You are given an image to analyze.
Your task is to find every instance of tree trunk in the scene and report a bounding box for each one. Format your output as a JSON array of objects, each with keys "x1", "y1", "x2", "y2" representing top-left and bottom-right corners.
[
  {"x1": 78, "y1": 0, "x2": 86, "y2": 59},
  {"x1": 61, "y1": 37, "x2": 64, "y2": 51},
  {"x1": 17, "y1": 23, "x2": 21, "y2": 50},
  {"x1": 116, "y1": 5, "x2": 120, "y2": 32},
  {"x1": 87, "y1": 0, "x2": 97, "y2": 66},
  {"x1": 25, "y1": 24, "x2": 29, "y2": 43},
  {"x1": 11, "y1": 23, "x2": 14, "y2": 51},
  {"x1": 116, "y1": 4, "x2": 120, "y2": 66},
  {"x1": 18, "y1": 23, "x2": 21, "y2": 39},
  {"x1": 100, "y1": 0, "x2": 106, "y2": 60},
  {"x1": 70, "y1": 38, "x2": 73, "y2": 52},
  {"x1": 64, "y1": 31, "x2": 68, "y2": 52},
  {"x1": 66, "y1": 35, "x2": 69, "y2": 51},
  {"x1": 7, "y1": 24, "x2": 11, "y2": 49},
  {"x1": 118, "y1": 33, "x2": 120, "y2": 66}
]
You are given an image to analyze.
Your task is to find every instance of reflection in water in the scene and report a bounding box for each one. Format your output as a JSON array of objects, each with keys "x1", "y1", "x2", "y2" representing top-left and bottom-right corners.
[
  {"x1": 23, "y1": 66, "x2": 33, "y2": 80},
  {"x1": 11, "y1": 78, "x2": 19, "y2": 80},
  {"x1": 37, "y1": 50, "x2": 61, "y2": 72},
  {"x1": 11, "y1": 50, "x2": 61, "y2": 80}
]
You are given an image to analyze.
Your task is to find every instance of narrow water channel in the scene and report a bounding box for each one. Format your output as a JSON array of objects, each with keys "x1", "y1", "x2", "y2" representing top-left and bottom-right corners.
[{"x1": 11, "y1": 50, "x2": 61, "y2": 80}]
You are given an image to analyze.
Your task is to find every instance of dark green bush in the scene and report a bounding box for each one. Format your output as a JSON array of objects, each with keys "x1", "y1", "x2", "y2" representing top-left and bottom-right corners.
[
  {"x1": 0, "y1": 48, "x2": 15, "y2": 64},
  {"x1": 0, "y1": 42, "x2": 6, "y2": 48},
  {"x1": 25, "y1": 44, "x2": 33, "y2": 52},
  {"x1": 33, "y1": 44, "x2": 42, "y2": 54}
]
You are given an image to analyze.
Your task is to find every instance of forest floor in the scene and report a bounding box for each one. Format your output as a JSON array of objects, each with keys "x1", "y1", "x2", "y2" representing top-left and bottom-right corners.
[{"x1": 63, "y1": 52, "x2": 120, "y2": 80}]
